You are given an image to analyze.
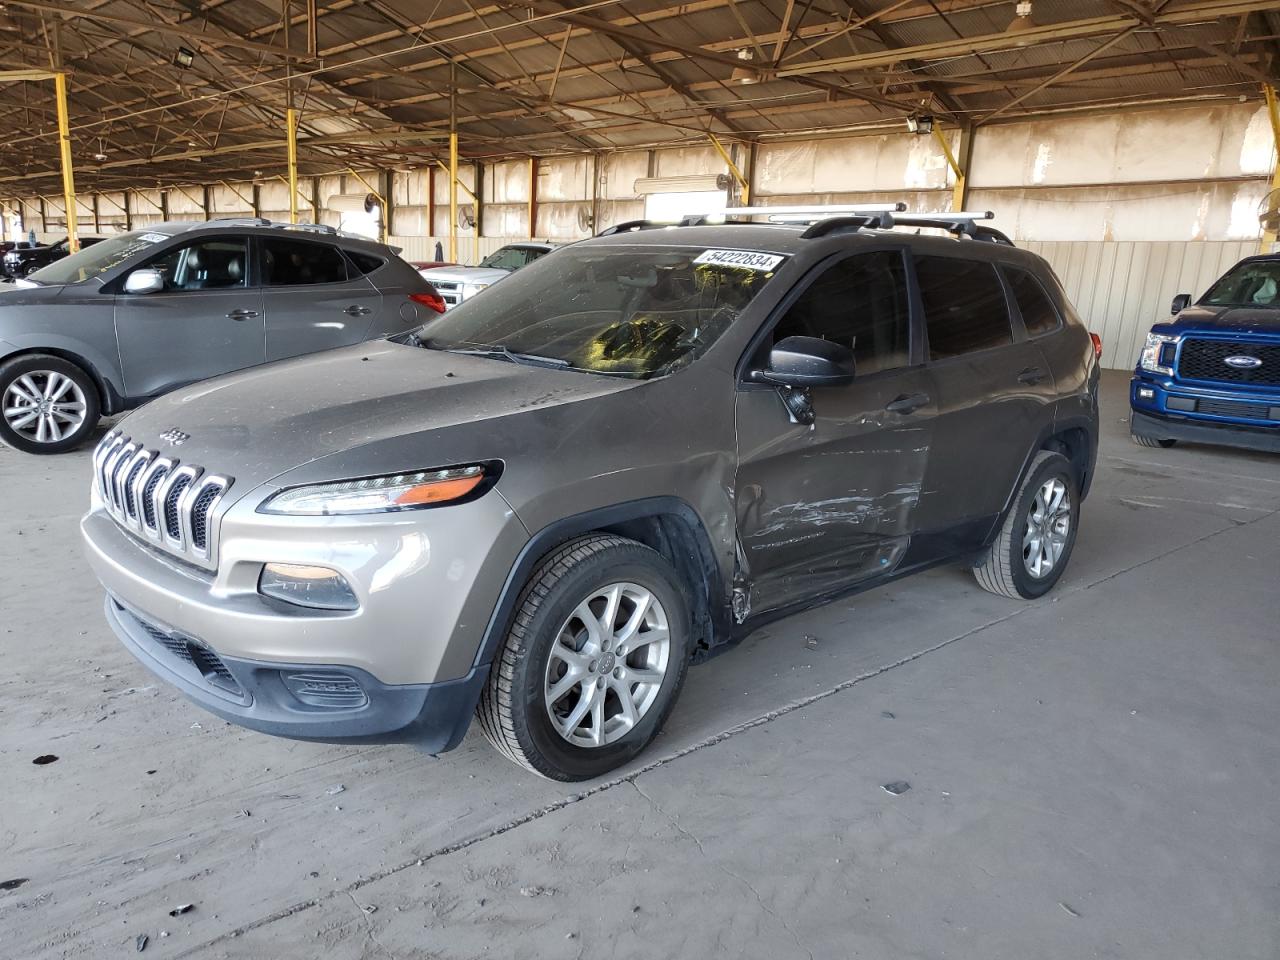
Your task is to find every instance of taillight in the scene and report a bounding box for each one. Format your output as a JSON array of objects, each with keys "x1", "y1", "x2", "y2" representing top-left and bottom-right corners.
[
  {"x1": 410, "y1": 291, "x2": 446, "y2": 315},
  {"x1": 1089, "y1": 332, "x2": 1103, "y2": 359}
]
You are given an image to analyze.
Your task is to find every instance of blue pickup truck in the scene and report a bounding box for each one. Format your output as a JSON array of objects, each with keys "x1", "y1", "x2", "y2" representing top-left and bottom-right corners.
[{"x1": 1131, "y1": 255, "x2": 1280, "y2": 453}]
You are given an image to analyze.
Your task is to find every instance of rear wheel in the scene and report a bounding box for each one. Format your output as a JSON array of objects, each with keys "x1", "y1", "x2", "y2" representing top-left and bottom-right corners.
[
  {"x1": 1131, "y1": 432, "x2": 1176, "y2": 449},
  {"x1": 0, "y1": 354, "x2": 100, "y2": 454},
  {"x1": 477, "y1": 534, "x2": 691, "y2": 781},
  {"x1": 974, "y1": 451, "x2": 1080, "y2": 600}
]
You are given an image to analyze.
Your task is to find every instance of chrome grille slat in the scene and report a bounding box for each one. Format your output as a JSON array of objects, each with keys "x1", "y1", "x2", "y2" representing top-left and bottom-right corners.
[{"x1": 93, "y1": 431, "x2": 233, "y2": 567}]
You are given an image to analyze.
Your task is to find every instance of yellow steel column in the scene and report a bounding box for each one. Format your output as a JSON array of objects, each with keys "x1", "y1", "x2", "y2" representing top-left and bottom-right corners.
[
  {"x1": 1262, "y1": 85, "x2": 1280, "y2": 250},
  {"x1": 54, "y1": 71, "x2": 79, "y2": 252},
  {"x1": 287, "y1": 107, "x2": 299, "y2": 223},
  {"x1": 449, "y1": 60, "x2": 458, "y2": 262},
  {"x1": 709, "y1": 133, "x2": 749, "y2": 204},
  {"x1": 528, "y1": 156, "x2": 537, "y2": 240},
  {"x1": 449, "y1": 132, "x2": 458, "y2": 262},
  {"x1": 931, "y1": 125, "x2": 968, "y2": 213}
]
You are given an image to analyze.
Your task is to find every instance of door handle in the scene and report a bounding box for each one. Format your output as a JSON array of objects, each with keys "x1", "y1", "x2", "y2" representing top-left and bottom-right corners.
[
  {"x1": 226, "y1": 309, "x2": 259, "y2": 321},
  {"x1": 1018, "y1": 366, "x2": 1048, "y2": 385},
  {"x1": 344, "y1": 305, "x2": 373, "y2": 316},
  {"x1": 885, "y1": 392, "x2": 930, "y2": 415}
]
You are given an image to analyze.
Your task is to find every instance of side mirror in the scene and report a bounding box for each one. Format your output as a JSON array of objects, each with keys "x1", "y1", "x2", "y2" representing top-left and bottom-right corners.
[
  {"x1": 751, "y1": 336, "x2": 856, "y2": 389},
  {"x1": 1170, "y1": 293, "x2": 1191, "y2": 315},
  {"x1": 123, "y1": 268, "x2": 164, "y2": 295}
]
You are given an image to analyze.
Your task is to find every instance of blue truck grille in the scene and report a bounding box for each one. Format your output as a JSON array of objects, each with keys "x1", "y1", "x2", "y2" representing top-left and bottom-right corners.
[{"x1": 1177, "y1": 338, "x2": 1280, "y2": 387}]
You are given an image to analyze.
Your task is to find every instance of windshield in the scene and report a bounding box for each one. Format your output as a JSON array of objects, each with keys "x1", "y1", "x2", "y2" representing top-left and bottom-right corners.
[
  {"x1": 1201, "y1": 260, "x2": 1280, "y2": 307},
  {"x1": 28, "y1": 230, "x2": 168, "y2": 285},
  {"x1": 478, "y1": 246, "x2": 535, "y2": 271},
  {"x1": 419, "y1": 244, "x2": 784, "y2": 379}
]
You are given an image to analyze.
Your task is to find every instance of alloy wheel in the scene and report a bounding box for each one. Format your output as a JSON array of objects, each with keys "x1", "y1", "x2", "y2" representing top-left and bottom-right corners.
[
  {"x1": 543, "y1": 581, "x2": 671, "y2": 748},
  {"x1": 1022, "y1": 477, "x2": 1071, "y2": 579},
  {"x1": 3, "y1": 370, "x2": 88, "y2": 444}
]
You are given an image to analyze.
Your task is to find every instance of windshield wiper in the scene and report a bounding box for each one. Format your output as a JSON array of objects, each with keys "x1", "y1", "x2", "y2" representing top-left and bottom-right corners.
[{"x1": 442, "y1": 345, "x2": 570, "y2": 368}]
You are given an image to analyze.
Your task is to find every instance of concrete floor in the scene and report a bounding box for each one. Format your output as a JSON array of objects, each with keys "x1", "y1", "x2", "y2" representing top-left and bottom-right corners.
[{"x1": 2, "y1": 370, "x2": 1278, "y2": 959}]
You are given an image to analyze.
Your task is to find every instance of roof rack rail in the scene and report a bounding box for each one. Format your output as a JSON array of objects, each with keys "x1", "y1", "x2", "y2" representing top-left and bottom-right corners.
[
  {"x1": 890, "y1": 212, "x2": 1013, "y2": 245},
  {"x1": 595, "y1": 219, "x2": 671, "y2": 236},
  {"x1": 202, "y1": 217, "x2": 338, "y2": 236},
  {"x1": 800, "y1": 213, "x2": 895, "y2": 238}
]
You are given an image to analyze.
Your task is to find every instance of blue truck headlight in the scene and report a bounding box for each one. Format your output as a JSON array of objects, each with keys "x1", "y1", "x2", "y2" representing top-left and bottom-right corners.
[{"x1": 1139, "y1": 333, "x2": 1178, "y2": 375}]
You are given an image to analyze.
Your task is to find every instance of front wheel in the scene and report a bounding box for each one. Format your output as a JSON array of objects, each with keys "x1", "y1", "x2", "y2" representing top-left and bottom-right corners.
[
  {"x1": 0, "y1": 354, "x2": 101, "y2": 454},
  {"x1": 973, "y1": 450, "x2": 1080, "y2": 600},
  {"x1": 477, "y1": 534, "x2": 691, "y2": 781},
  {"x1": 1131, "y1": 432, "x2": 1176, "y2": 449}
]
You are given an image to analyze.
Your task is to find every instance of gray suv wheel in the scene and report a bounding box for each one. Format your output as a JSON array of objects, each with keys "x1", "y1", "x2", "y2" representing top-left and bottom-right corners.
[{"x1": 0, "y1": 354, "x2": 101, "y2": 454}]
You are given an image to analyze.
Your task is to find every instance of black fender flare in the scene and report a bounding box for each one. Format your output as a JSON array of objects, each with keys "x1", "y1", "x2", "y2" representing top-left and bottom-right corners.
[
  {"x1": 997, "y1": 411, "x2": 1099, "y2": 525},
  {"x1": 470, "y1": 495, "x2": 727, "y2": 672}
]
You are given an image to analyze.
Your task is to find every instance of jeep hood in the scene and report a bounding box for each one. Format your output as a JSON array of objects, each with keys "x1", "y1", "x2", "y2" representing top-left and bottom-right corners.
[
  {"x1": 1158, "y1": 305, "x2": 1280, "y2": 335},
  {"x1": 112, "y1": 340, "x2": 638, "y2": 494}
]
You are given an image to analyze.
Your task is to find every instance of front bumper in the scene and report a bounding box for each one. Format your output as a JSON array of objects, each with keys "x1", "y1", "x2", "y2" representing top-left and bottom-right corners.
[
  {"x1": 1130, "y1": 373, "x2": 1280, "y2": 453},
  {"x1": 105, "y1": 595, "x2": 484, "y2": 748},
  {"x1": 82, "y1": 484, "x2": 529, "y2": 747}
]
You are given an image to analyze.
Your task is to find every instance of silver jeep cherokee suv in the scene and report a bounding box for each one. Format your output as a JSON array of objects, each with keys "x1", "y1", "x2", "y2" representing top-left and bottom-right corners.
[{"x1": 83, "y1": 212, "x2": 1100, "y2": 781}]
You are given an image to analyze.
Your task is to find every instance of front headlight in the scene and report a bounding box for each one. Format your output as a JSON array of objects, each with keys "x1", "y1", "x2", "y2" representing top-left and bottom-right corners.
[
  {"x1": 1139, "y1": 332, "x2": 1179, "y2": 375},
  {"x1": 258, "y1": 464, "x2": 492, "y2": 516}
]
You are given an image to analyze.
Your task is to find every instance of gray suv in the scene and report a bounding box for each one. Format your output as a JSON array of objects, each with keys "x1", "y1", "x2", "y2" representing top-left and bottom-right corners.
[
  {"x1": 82, "y1": 213, "x2": 1100, "y2": 781},
  {"x1": 0, "y1": 219, "x2": 440, "y2": 454}
]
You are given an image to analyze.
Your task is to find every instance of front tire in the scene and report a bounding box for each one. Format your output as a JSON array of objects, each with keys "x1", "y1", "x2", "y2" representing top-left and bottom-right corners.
[
  {"x1": 1131, "y1": 432, "x2": 1176, "y2": 448},
  {"x1": 0, "y1": 354, "x2": 101, "y2": 454},
  {"x1": 477, "y1": 534, "x2": 691, "y2": 781},
  {"x1": 974, "y1": 450, "x2": 1080, "y2": 600}
]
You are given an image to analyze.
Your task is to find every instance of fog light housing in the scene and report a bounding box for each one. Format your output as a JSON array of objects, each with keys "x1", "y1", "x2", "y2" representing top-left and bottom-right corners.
[
  {"x1": 283, "y1": 671, "x2": 368, "y2": 709},
  {"x1": 259, "y1": 563, "x2": 358, "y2": 611},
  {"x1": 1137, "y1": 387, "x2": 1154, "y2": 399}
]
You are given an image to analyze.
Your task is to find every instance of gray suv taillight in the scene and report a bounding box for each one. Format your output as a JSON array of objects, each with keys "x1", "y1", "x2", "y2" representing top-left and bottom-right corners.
[{"x1": 94, "y1": 431, "x2": 232, "y2": 564}]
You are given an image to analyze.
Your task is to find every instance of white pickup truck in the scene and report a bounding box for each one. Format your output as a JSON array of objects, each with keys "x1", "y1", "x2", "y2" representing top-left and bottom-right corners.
[{"x1": 419, "y1": 241, "x2": 559, "y2": 309}]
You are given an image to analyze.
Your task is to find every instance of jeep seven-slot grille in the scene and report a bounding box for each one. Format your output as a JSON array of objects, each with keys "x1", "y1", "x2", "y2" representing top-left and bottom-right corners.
[
  {"x1": 93, "y1": 431, "x2": 233, "y2": 564},
  {"x1": 1177, "y1": 338, "x2": 1280, "y2": 386}
]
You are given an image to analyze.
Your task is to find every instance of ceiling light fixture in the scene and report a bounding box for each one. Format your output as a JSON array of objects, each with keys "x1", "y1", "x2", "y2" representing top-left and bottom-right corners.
[
  {"x1": 906, "y1": 114, "x2": 934, "y2": 135},
  {"x1": 173, "y1": 46, "x2": 195, "y2": 69},
  {"x1": 1004, "y1": 1, "x2": 1036, "y2": 44}
]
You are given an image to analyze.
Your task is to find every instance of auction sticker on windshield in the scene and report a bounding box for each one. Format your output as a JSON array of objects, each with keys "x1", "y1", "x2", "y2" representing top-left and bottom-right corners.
[{"x1": 693, "y1": 249, "x2": 785, "y2": 271}]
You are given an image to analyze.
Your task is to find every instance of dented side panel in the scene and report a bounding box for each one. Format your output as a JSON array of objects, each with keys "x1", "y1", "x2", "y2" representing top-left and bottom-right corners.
[{"x1": 732, "y1": 369, "x2": 936, "y2": 615}]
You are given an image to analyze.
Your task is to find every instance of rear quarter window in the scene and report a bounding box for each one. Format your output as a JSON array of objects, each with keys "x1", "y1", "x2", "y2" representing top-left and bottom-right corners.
[
  {"x1": 1004, "y1": 266, "x2": 1061, "y2": 337},
  {"x1": 347, "y1": 251, "x2": 385, "y2": 276},
  {"x1": 915, "y1": 255, "x2": 1013, "y2": 360}
]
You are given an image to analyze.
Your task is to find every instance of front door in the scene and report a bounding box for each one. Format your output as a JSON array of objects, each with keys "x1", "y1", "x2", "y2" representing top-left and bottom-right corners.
[
  {"x1": 114, "y1": 235, "x2": 264, "y2": 398},
  {"x1": 734, "y1": 249, "x2": 936, "y2": 616},
  {"x1": 257, "y1": 236, "x2": 382, "y2": 362}
]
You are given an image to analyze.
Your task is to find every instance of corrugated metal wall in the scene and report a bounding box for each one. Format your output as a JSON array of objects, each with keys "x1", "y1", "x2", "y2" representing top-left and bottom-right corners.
[{"x1": 1025, "y1": 241, "x2": 1258, "y2": 370}]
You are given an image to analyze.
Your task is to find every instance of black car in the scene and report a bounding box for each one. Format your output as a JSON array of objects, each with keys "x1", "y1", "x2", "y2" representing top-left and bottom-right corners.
[{"x1": 3, "y1": 236, "x2": 106, "y2": 278}]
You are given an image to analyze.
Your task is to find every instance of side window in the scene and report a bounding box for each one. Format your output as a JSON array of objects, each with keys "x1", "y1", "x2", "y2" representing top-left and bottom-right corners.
[
  {"x1": 260, "y1": 238, "x2": 349, "y2": 286},
  {"x1": 347, "y1": 251, "x2": 385, "y2": 276},
  {"x1": 916, "y1": 256, "x2": 1012, "y2": 360},
  {"x1": 140, "y1": 238, "x2": 247, "y2": 292},
  {"x1": 770, "y1": 251, "x2": 910, "y2": 377},
  {"x1": 1005, "y1": 266, "x2": 1061, "y2": 337}
]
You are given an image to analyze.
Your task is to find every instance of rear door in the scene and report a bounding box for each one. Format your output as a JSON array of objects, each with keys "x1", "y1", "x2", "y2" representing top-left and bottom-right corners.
[
  {"x1": 734, "y1": 248, "x2": 937, "y2": 614},
  {"x1": 910, "y1": 254, "x2": 1056, "y2": 547},
  {"x1": 114, "y1": 235, "x2": 264, "y2": 398},
  {"x1": 257, "y1": 236, "x2": 382, "y2": 362}
]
